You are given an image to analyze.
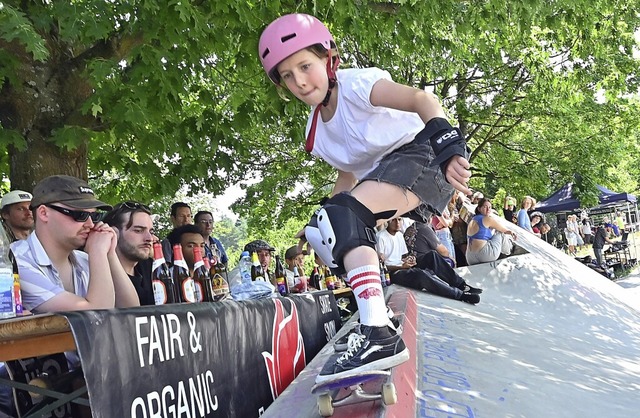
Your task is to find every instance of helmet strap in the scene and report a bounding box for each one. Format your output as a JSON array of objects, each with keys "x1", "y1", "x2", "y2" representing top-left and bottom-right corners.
[{"x1": 306, "y1": 49, "x2": 340, "y2": 153}]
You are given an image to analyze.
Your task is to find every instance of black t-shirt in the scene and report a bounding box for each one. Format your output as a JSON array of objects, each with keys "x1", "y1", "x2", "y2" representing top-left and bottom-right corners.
[
  {"x1": 406, "y1": 222, "x2": 440, "y2": 257},
  {"x1": 592, "y1": 227, "x2": 607, "y2": 250},
  {"x1": 131, "y1": 258, "x2": 154, "y2": 306}
]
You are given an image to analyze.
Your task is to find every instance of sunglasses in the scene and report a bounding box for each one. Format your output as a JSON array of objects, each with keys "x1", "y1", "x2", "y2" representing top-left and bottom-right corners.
[
  {"x1": 114, "y1": 201, "x2": 150, "y2": 212},
  {"x1": 46, "y1": 204, "x2": 104, "y2": 223}
]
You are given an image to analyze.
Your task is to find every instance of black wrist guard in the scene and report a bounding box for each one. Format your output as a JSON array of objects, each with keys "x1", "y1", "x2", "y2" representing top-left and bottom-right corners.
[{"x1": 418, "y1": 117, "x2": 469, "y2": 174}]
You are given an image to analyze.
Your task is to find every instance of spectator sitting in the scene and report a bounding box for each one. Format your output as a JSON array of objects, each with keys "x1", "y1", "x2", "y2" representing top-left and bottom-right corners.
[
  {"x1": 194, "y1": 210, "x2": 229, "y2": 267},
  {"x1": 466, "y1": 198, "x2": 517, "y2": 265},
  {"x1": 10, "y1": 175, "x2": 140, "y2": 312},
  {"x1": 404, "y1": 217, "x2": 454, "y2": 267},
  {"x1": 244, "y1": 239, "x2": 276, "y2": 284},
  {"x1": 284, "y1": 245, "x2": 305, "y2": 291},
  {"x1": 530, "y1": 212, "x2": 543, "y2": 238},
  {"x1": 517, "y1": 196, "x2": 535, "y2": 232},
  {"x1": 449, "y1": 191, "x2": 471, "y2": 266},
  {"x1": 430, "y1": 208, "x2": 456, "y2": 267},
  {"x1": 103, "y1": 201, "x2": 156, "y2": 306},
  {"x1": 167, "y1": 224, "x2": 205, "y2": 274},
  {"x1": 1, "y1": 190, "x2": 34, "y2": 241},
  {"x1": 540, "y1": 223, "x2": 552, "y2": 244},
  {"x1": 379, "y1": 218, "x2": 481, "y2": 304},
  {"x1": 161, "y1": 202, "x2": 192, "y2": 263},
  {"x1": 470, "y1": 191, "x2": 484, "y2": 205},
  {"x1": 503, "y1": 196, "x2": 517, "y2": 224}
]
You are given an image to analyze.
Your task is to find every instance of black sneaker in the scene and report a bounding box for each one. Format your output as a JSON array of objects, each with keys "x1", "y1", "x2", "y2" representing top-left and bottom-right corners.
[
  {"x1": 316, "y1": 325, "x2": 409, "y2": 384},
  {"x1": 460, "y1": 292, "x2": 480, "y2": 304},
  {"x1": 334, "y1": 316, "x2": 402, "y2": 352},
  {"x1": 460, "y1": 283, "x2": 483, "y2": 294}
]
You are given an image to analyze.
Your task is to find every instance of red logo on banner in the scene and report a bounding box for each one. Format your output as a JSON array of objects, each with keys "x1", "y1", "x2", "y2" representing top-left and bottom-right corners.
[
  {"x1": 262, "y1": 299, "x2": 306, "y2": 400},
  {"x1": 358, "y1": 287, "x2": 382, "y2": 299}
]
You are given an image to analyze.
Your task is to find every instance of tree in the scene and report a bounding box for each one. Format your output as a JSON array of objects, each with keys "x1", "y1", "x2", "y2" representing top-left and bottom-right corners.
[{"x1": 1, "y1": 1, "x2": 639, "y2": 234}]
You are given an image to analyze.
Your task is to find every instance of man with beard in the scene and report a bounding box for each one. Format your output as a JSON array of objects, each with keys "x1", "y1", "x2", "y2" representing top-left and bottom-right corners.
[
  {"x1": 103, "y1": 202, "x2": 156, "y2": 305},
  {"x1": 10, "y1": 175, "x2": 140, "y2": 312},
  {"x1": 1, "y1": 190, "x2": 34, "y2": 241}
]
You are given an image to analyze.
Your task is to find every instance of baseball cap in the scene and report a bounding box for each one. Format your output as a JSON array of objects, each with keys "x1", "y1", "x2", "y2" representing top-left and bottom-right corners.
[
  {"x1": 30, "y1": 175, "x2": 112, "y2": 211},
  {"x1": 1, "y1": 190, "x2": 33, "y2": 209},
  {"x1": 285, "y1": 245, "x2": 302, "y2": 260},
  {"x1": 244, "y1": 239, "x2": 275, "y2": 253}
]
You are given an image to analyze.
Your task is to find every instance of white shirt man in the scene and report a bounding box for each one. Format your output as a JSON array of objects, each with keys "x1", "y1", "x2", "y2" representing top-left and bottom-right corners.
[
  {"x1": 376, "y1": 218, "x2": 410, "y2": 267},
  {"x1": 10, "y1": 175, "x2": 140, "y2": 312}
]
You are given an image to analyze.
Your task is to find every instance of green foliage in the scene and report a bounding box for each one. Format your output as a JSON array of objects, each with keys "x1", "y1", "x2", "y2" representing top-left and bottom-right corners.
[{"x1": 1, "y1": 0, "x2": 639, "y2": 237}]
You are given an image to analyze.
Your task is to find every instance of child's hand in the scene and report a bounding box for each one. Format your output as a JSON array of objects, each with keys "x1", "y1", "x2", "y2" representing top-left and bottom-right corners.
[{"x1": 445, "y1": 155, "x2": 471, "y2": 195}]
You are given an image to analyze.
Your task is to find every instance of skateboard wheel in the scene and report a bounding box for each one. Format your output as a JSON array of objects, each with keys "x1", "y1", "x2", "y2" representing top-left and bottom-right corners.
[
  {"x1": 382, "y1": 382, "x2": 397, "y2": 405},
  {"x1": 318, "y1": 393, "x2": 334, "y2": 416}
]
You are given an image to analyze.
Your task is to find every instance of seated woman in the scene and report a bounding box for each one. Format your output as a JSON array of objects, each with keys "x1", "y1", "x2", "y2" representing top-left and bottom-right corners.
[
  {"x1": 466, "y1": 198, "x2": 518, "y2": 265},
  {"x1": 530, "y1": 212, "x2": 543, "y2": 238}
]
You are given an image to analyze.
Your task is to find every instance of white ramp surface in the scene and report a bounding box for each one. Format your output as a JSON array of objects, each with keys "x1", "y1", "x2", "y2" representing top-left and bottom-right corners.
[{"x1": 417, "y1": 231, "x2": 640, "y2": 418}]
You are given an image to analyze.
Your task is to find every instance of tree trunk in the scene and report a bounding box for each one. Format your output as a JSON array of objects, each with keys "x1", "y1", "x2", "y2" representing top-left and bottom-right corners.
[
  {"x1": 9, "y1": 141, "x2": 87, "y2": 192},
  {"x1": 2, "y1": 36, "x2": 93, "y2": 191}
]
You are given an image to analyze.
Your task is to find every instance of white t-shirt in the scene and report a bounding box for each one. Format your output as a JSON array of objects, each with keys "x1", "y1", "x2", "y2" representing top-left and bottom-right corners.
[
  {"x1": 306, "y1": 67, "x2": 425, "y2": 180},
  {"x1": 376, "y1": 229, "x2": 408, "y2": 267}
]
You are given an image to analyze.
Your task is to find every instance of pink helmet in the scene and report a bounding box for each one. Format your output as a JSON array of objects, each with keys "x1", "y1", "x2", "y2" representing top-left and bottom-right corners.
[{"x1": 259, "y1": 13, "x2": 335, "y2": 84}]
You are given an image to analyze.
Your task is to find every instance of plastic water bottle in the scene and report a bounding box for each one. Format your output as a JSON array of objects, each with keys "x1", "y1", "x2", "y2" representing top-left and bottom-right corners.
[
  {"x1": 0, "y1": 226, "x2": 15, "y2": 319},
  {"x1": 239, "y1": 251, "x2": 252, "y2": 284}
]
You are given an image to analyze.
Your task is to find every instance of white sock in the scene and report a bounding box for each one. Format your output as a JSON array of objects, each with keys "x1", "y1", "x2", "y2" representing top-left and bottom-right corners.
[{"x1": 347, "y1": 265, "x2": 387, "y2": 327}]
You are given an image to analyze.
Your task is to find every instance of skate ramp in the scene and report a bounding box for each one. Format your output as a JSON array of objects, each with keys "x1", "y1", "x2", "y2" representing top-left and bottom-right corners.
[
  {"x1": 416, "y1": 229, "x2": 640, "y2": 417},
  {"x1": 263, "y1": 227, "x2": 640, "y2": 417}
]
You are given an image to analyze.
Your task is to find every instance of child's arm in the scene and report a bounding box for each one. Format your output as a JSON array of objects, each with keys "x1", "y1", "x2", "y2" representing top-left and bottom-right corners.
[
  {"x1": 331, "y1": 170, "x2": 358, "y2": 196},
  {"x1": 370, "y1": 79, "x2": 445, "y2": 121},
  {"x1": 370, "y1": 80, "x2": 471, "y2": 194}
]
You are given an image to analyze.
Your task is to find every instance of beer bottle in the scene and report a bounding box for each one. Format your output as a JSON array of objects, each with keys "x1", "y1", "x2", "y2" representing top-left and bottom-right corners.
[
  {"x1": 274, "y1": 255, "x2": 288, "y2": 296},
  {"x1": 324, "y1": 266, "x2": 335, "y2": 291},
  {"x1": 251, "y1": 251, "x2": 264, "y2": 281},
  {"x1": 317, "y1": 266, "x2": 327, "y2": 291},
  {"x1": 293, "y1": 266, "x2": 308, "y2": 292},
  {"x1": 173, "y1": 244, "x2": 195, "y2": 303},
  {"x1": 152, "y1": 242, "x2": 178, "y2": 304},
  {"x1": 193, "y1": 246, "x2": 214, "y2": 302},
  {"x1": 383, "y1": 263, "x2": 392, "y2": 286},
  {"x1": 208, "y1": 257, "x2": 229, "y2": 300},
  {"x1": 9, "y1": 250, "x2": 22, "y2": 315},
  {"x1": 379, "y1": 259, "x2": 387, "y2": 288},
  {"x1": 310, "y1": 266, "x2": 320, "y2": 290},
  {"x1": 0, "y1": 225, "x2": 14, "y2": 318}
]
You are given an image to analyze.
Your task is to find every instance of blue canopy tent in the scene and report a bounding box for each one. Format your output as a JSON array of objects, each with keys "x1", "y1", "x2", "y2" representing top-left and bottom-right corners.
[
  {"x1": 536, "y1": 183, "x2": 636, "y2": 214},
  {"x1": 596, "y1": 185, "x2": 637, "y2": 206}
]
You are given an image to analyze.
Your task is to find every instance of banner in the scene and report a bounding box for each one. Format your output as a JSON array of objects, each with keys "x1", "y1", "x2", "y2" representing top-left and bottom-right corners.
[{"x1": 63, "y1": 292, "x2": 340, "y2": 417}]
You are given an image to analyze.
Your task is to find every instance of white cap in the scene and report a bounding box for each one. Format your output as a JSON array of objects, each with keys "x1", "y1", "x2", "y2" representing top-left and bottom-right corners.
[{"x1": 1, "y1": 190, "x2": 33, "y2": 210}]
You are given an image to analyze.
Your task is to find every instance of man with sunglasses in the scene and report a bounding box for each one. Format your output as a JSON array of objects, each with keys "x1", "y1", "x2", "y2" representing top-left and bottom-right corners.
[
  {"x1": 10, "y1": 175, "x2": 140, "y2": 312},
  {"x1": 103, "y1": 201, "x2": 156, "y2": 306}
]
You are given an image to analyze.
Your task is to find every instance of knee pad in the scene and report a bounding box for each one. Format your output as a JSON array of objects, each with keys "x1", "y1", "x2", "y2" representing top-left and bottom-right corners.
[{"x1": 305, "y1": 193, "x2": 378, "y2": 275}]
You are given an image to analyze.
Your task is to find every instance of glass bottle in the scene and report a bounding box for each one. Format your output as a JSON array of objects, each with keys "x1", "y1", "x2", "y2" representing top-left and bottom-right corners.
[{"x1": 152, "y1": 242, "x2": 178, "y2": 305}]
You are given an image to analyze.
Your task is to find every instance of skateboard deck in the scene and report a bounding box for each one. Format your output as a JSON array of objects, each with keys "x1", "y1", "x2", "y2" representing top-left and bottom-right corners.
[
  {"x1": 311, "y1": 370, "x2": 397, "y2": 417},
  {"x1": 5, "y1": 353, "x2": 73, "y2": 418}
]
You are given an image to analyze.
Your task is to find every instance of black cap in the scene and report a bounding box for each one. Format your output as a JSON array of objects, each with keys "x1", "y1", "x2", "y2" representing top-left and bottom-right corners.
[
  {"x1": 30, "y1": 175, "x2": 112, "y2": 211},
  {"x1": 244, "y1": 239, "x2": 275, "y2": 253}
]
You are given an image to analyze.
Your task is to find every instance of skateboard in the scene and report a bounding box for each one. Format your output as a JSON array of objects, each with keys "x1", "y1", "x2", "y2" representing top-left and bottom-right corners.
[
  {"x1": 4, "y1": 353, "x2": 73, "y2": 418},
  {"x1": 311, "y1": 370, "x2": 397, "y2": 417}
]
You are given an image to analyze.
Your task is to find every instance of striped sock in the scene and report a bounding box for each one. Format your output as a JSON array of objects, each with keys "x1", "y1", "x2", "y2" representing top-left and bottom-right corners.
[{"x1": 347, "y1": 265, "x2": 387, "y2": 327}]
